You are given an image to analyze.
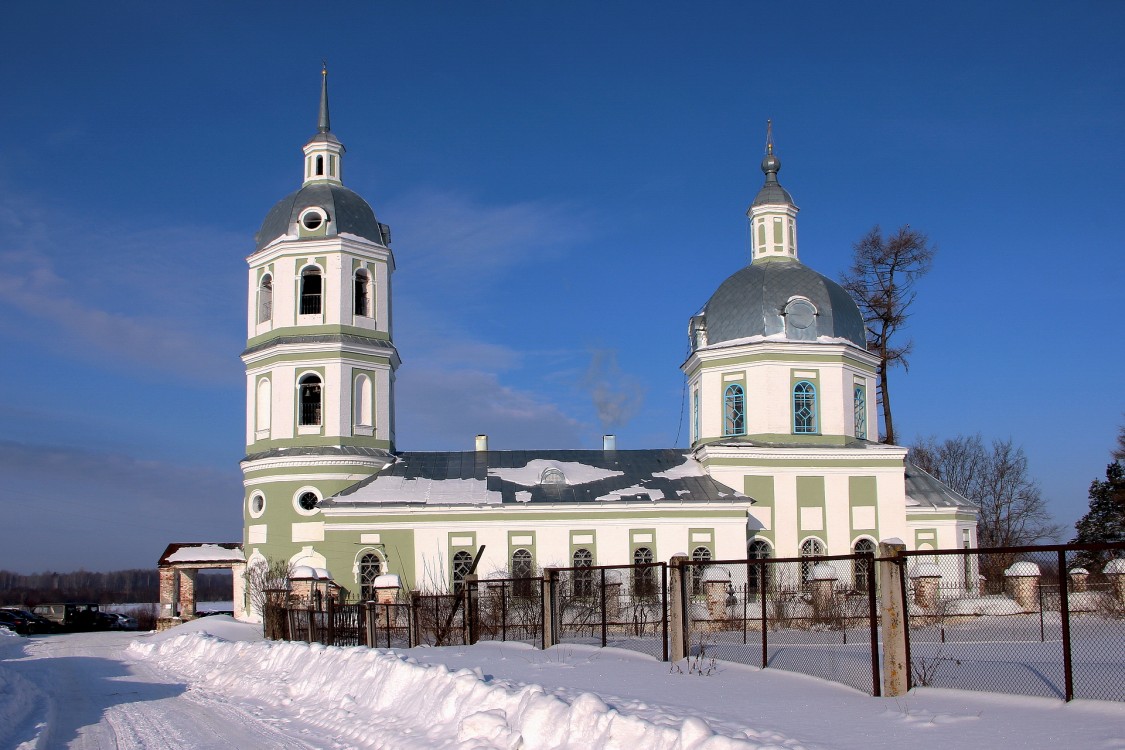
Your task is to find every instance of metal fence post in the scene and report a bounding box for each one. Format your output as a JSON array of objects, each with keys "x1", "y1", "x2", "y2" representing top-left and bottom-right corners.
[
  {"x1": 668, "y1": 555, "x2": 687, "y2": 661},
  {"x1": 661, "y1": 563, "x2": 669, "y2": 662},
  {"x1": 306, "y1": 604, "x2": 315, "y2": 643},
  {"x1": 364, "y1": 601, "x2": 377, "y2": 648},
  {"x1": 1058, "y1": 549, "x2": 1074, "y2": 701},
  {"x1": 878, "y1": 540, "x2": 909, "y2": 696},
  {"x1": 326, "y1": 597, "x2": 336, "y2": 646},
  {"x1": 542, "y1": 570, "x2": 556, "y2": 650},
  {"x1": 864, "y1": 551, "x2": 881, "y2": 696},
  {"x1": 600, "y1": 568, "x2": 608, "y2": 648},
  {"x1": 760, "y1": 559, "x2": 768, "y2": 669},
  {"x1": 411, "y1": 591, "x2": 421, "y2": 648}
]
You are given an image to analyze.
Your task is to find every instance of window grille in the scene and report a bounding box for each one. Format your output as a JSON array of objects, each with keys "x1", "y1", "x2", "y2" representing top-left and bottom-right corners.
[
  {"x1": 854, "y1": 385, "x2": 867, "y2": 440},
  {"x1": 359, "y1": 553, "x2": 382, "y2": 601},
  {"x1": 572, "y1": 548, "x2": 593, "y2": 598},
  {"x1": 511, "y1": 549, "x2": 533, "y2": 597},
  {"x1": 853, "y1": 539, "x2": 875, "y2": 590},
  {"x1": 451, "y1": 550, "x2": 474, "y2": 594},
  {"x1": 748, "y1": 539, "x2": 771, "y2": 592},
  {"x1": 793, "y1": 381, "x2": 817, "y2": 434},
  {"x1": 300, "y1": 270, "x2": 322, "y2": 315},
  {"x1": 632, "y1": 547, "x2": 656, "y2": 598},
  {"x1": 800, "y1": 538, "x2": 825, "y2": 582},
  {"x1": 690, "y1": 546, "x2": 712, "y2": 595},
  {"x1": 299, "y1": 376, "x2": 322, "y2": 426},
  {"x1": 724, "y1": 383, "x2": 746, "y2": 436}
]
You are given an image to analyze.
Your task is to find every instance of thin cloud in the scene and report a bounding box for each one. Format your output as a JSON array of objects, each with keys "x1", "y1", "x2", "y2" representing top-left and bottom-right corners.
[
  {"x1": 583, "y1": 348, "x2": 646, "y2": 432},
  {"x1": 386, "y1": 189, "x2": 595, "y2": 278},
  {"x1": 0, "y1": 185, "x2": 245, "y2": 384},
  {"x1": 0, "y1": 440, "x2": 243, "y2": 572}
]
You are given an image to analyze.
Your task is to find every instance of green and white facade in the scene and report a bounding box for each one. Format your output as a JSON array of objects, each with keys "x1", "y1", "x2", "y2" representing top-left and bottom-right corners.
[{"x1": 239, "y1": 76, "x2": 976, "y2": 610}]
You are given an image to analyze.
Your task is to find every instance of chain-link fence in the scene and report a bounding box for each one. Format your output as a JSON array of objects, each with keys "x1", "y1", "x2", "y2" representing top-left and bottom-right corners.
[
  {"x1": 548, "y1": 563, "x2": 668, "y2": 660},
  {"x1": 680, "y1": 553, "x2": 880, "y2": 695},
  {"x1": 901, "y1": 542, "x2": 1125, "y2": 702},
  {"x1": 473, "y1": 577, "x2": 544, "y2": 645}
]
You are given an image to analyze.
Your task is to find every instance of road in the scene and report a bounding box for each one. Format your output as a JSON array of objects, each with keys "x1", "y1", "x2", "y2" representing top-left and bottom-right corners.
[{"x1": 3, "y1": 632, "x2": 316, "y2": 749}]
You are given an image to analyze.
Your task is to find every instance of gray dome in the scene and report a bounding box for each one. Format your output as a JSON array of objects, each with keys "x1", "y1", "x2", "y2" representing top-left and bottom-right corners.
[
  {"x1": 255, "y1": 182, "x2": 385, "y2": 251},
  {"x1": 700, "y1": 260, "x2": 867, "y2": 347}
]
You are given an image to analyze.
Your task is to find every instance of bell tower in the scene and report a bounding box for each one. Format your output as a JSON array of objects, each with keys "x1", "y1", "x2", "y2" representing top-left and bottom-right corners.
[{"x1": 240, "y1": 68, "x2": 399, "y2": 583}]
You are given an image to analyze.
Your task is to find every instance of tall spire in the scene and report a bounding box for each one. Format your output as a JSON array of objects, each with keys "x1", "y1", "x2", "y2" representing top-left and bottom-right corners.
[
  {"x1": 761, "y1": 119, "x2": 781, "y2": 182},
  {"x1": 747, "y1": 119, "x2": 799, "y2": 262},
  {"x1": 318, "y1": 63, "x2": 331, "y2": 134}
]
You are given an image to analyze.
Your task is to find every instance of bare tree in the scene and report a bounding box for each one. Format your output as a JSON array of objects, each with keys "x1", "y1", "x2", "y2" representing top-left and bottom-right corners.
[
  {"x1": 245, "y1": 557, "x2": 294, "y2": 637},
  {"x1": 1114, "y1": 419, "x2": 1125, "y2": 462},
  {"x1": 913, "y1": 434, "x2": 1062, "y2": 579},
  {"x1": 841, "y1": 226, "x2": 935, "y2": 444}
]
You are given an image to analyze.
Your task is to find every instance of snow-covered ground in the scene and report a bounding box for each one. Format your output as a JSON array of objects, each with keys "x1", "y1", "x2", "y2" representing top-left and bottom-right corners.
[{"x1": 1, "y1": 619, "x2": 1123, "y2": 749}]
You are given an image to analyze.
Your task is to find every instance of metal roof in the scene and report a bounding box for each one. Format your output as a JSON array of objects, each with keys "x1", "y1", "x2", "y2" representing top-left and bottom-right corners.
[
  {"x1": 255, "y1": 182, "x2": 386, "y2": 251},
  {"x1": 700, "y1": 259, "x2": 867, "y2": 348},
  {"x1": 904, "y1": 461, "x2": 978, "y2": 509},
  {"x1": 242, "y1": 333, "x2": 398, "y2": 358},
  {"x1": 325, "y1": 449, "x2": 747, "y2": 507}
]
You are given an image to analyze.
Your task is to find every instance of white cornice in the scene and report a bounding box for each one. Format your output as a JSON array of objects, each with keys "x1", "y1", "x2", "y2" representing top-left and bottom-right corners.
[
  {"x1": 241, "y1": 454, "x2": 392, "y2": 473},
  {"x1": 695, "y1": 443, "x2": 907, "y2": 463},
  {"x1": 241, "y1": 341, "x2": 399, "y2": 367},
  {"x1": 248, "y1": 235, "x2": 392, "y2": 267},
  {"x1": 682, "y1": 339, "x2": 878, "y2": 373},
  {"x1": 319, "y1": 499, "x2": 754, "y2": 519}
]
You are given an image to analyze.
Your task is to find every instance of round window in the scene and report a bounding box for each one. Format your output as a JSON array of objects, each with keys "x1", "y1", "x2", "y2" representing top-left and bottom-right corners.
[
  {"x1": 298, "y1": 491, "x2": 318, "y2": 511},
  {"x1": 301, "y1": 212, "x2": 323, "y2": 230},
  {"x1": 250, "y1": 494, "x2": 265, "y2": 514}
]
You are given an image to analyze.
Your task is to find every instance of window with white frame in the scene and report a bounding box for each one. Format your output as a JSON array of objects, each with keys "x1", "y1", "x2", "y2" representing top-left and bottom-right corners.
[
  {"x1": 854, "y1": 383, "x2": 867, "y2": 440},
  {"x1": 853, "y1": 539, "x2": 875, "y2": 590},
  {"x1": 691, "y1": 546, "x2": 712, "y2": 595},
  {"x1": 354, "y1": 269, "x2": 372, "y2": 317},
  {"x1": 748, "y1": 539, "x2": 771, "y2": 592},
  {"x1": 800, "y1": 537, "x2": 825, "y2": 583},
  {"x1": 632, "y1": 547, "x2": 656, "y2": 598},
  {"x1": 298, "y1": 374, "x2": 322, "y2": 426},
  {"x1": 572, "y1": 548, "x2": 593, "y2": 598},
  {"x1": 257, "y1": 274, "x2": 273, "y2": 323},
  {"x1": 300, "y1": 267, "x2": 322, "y2": 315},
  {"x1": 359, "y1": 552, "x2": 382, "y2": 601}
]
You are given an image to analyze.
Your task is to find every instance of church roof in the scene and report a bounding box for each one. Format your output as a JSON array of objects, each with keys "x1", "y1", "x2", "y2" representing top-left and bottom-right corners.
[
  {"x1": 904, "y1": 461, "x2": 978, "y2": 509},
  {"x1": 254, "y1": 182, "x2": 386, "y2": 251},
  {"x1": 699, "y1": 259, "x2": 867, "y2": 347},
  {"x1": 322, "y1": 449, "x2": 747, "y2": 507}
]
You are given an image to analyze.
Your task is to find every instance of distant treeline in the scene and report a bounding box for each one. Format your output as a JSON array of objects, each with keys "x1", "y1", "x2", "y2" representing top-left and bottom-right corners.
[{"x1": 0, "y1": 569, "x2": 233, "y2": 606}]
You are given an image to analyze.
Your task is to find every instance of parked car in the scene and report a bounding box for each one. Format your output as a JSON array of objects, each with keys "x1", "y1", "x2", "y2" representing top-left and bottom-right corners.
[
  {"x1": 0, "y1": 608, "x2": 56, "y2": 634},
  {"x1": 104, "y1": 613, "x2": 139, "y2": 631},
  {"x1": 30, "y1": 603, "x2": 107, "y2": 632},
  {"x1": 0, "y1": 610, "x2": 31, "y2": 635}
]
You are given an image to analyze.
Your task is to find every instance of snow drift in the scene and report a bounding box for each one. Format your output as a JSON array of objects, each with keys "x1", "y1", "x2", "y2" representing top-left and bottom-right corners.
[{"x1": 130, "y1": 628, "x2": 761, "y2": 749}]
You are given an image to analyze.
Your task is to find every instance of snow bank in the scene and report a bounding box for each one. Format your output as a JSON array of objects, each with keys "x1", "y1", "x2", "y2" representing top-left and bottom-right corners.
[
  {"x1": 942, "y1": 597, "x2": 1024, "y2": 617},
  {"x1": 137, "y1": 615, "x2": 264, "y2": 645},
  {"x1": 131, "y1": 633, "x2": 762, "y2": 749}
]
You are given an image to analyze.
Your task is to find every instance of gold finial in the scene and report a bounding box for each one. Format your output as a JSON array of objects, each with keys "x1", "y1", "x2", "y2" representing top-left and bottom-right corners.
[
  {"x1": 322, "y1": 60, "x2": 328, "y2": 75},
  {"x1": 766, "y1": 119, "x2": 774, "y2": 155}
]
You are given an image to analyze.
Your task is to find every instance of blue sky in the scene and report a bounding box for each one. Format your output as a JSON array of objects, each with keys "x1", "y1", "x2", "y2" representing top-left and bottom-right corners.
[{"x1": 2, "y1": 2, "x2": 1122, "y2": 572}]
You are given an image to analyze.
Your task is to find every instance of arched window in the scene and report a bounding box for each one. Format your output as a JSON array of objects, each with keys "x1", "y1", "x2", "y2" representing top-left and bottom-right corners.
[
  {"x1": 353, "y1": 374, "x2": 372, "y2": 428},
  {"x1": 724, "y1": 383, "x2": 746, "y2": 436},
  {"x1": 633, "y1": 547, "x2": 656, "y2": 598},
  {"x1": 315, "y1": 155, "x2": 324, "y2": 176},
  {"x1": 354, "y1": 269, "x2": 371, "y2": 317},
  {"x1": 853, "y1": 539, "x2": 875, "y2": 591},
  {"x1": 359, "y1": 552, "x2": 382, "y2": 601},
  {"x1": 793, "y1": 381, "x2": 817, "y2": 434},
  {"x1": 512, "y1": 548, "x2": 533, "y2": 597},
  {"x1": 800, "y1": 538, "x2": 825, "y2": 583},
  {"x1": 692, "y1": 388, "x2": 700, "y2": 443},
  {"x1": 257, "y1": 274, "x2": 273, "y2": 323},
  {"x1": 691, "y1": 546, "x2": 712, "y2": 595},
  {"x1": 255, "y1": 378, "x2": 271, "y2": 433},
  {"x1": 298, "y1": 374, "x2": 322, "y2": 426},
  {"x1": 300, "y1": 267, "x2": 322, "y2": 315},
  {"x1": 854, "y1": 384, "x2": 867, "y2": 440},
  {"x1": 572, "y1": 548, "x2": 593, "y2": 598},
  {"x1": 748, "y1": 539, "x2": 772, "y2": 593},
  {"x1": 451, "y1": 550, "x2": 474, "y2": 594}
]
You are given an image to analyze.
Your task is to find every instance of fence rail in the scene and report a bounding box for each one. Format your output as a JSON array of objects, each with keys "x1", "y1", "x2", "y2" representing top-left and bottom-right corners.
[{"x1": 265, "y1": 541, "x2": 1125, "y2": 704}]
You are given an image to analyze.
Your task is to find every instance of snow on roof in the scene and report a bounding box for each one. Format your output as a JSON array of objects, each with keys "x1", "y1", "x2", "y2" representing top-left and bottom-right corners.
[
  {"x1": 338, "y1": 476, "x2": 501, "y2": 506},
  {"x1": 651, "y1": 456, "x2": 708, "y2": 480},
  {"x1": 489, "y1": 459, "x2": 623, "y2": 487},
  {"x1": 594, "y1": 483, "x2": 665, "y2": 502},
  {"x1": 161, "y1": 543, "x2": 244, "y2": 565}
]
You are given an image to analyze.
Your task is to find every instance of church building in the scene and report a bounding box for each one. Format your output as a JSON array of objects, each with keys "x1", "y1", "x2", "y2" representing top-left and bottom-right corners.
[{"x1": 240, "y1": 72, "x2": 976, "y2": 603}]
